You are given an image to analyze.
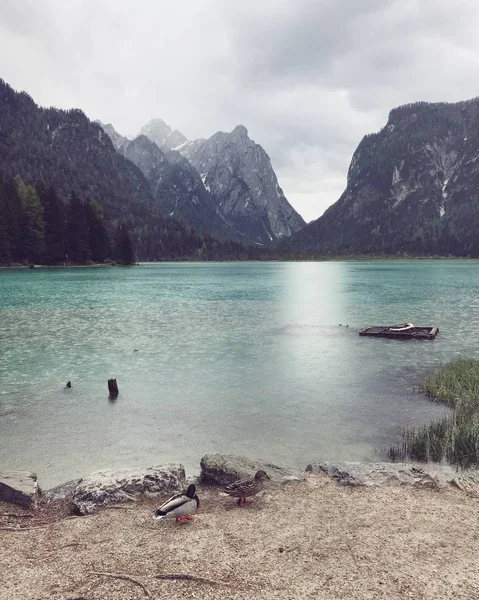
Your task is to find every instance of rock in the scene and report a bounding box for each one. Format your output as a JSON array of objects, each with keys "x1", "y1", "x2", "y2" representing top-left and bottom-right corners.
[
  {"x1": 309, "y1": 461, "x2": 479, "y2": 494},
  {"x1": 311, "y1": 462, "x2": 442, "y2": 488},
  {"x1": 72, "y1": 464, "x2": 186, "y2": 515},
  {"x1": 0, "y1": 471, "x2": 39, "y2": 508},
  {"x1": 200, "y1": 454, "x2": 304, "y2": 488},
  {"x1": 448, "y1": 471, "x2": 479, "y2": 496},
  {"x1": 43, "y1": 479, "x2": 83, "y2": 503}
]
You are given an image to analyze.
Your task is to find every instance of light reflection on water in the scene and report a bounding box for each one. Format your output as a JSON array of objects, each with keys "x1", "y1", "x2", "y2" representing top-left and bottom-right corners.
[{"x1": 0, "y1": 261, "x2": 478, "y2": 487}]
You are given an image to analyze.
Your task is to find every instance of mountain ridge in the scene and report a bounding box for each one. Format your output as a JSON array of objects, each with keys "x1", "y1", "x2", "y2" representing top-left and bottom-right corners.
[
  {"x1": 105, "y1": 119, "x2": 305, "y2": 246},
  {"x1": 289, "y1": 97, "x2": 479, "y2": 256},
  {"x1": 0, "y1": 79, "x2": 248, "y2": 262}
]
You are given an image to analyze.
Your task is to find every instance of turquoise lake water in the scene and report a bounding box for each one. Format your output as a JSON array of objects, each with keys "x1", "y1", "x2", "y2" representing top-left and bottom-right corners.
[{"x1": 1, "y1": 261, "x2": 478, "y2": 488}]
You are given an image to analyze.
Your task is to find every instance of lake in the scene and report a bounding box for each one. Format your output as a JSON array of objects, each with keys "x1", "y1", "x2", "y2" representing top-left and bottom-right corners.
[{"x1": 1, "y1": 261, "x2": 478, "y2": 488}]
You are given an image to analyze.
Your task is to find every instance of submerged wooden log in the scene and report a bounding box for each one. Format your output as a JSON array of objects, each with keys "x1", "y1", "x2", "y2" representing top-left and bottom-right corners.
[{"x1": 108, "y1": 379, "x2": 119, "y2": 398}]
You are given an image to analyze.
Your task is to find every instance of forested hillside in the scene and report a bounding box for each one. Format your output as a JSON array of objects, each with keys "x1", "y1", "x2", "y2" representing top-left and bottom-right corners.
[
  {"x1": 289, "y1": 99, "x2": 479, "y2": 256},
  {"x1": 0, "y1": 79, "x2": 248, "y2": 263}
]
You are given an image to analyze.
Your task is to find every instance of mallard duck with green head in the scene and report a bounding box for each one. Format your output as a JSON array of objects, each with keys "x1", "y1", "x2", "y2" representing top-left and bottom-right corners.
[
  {"x1": 153, "y1": 483, "x2": 200, "y2": 524},
  {"x1": 224, "y1": 470, "x2": 270, "y2": 505}
]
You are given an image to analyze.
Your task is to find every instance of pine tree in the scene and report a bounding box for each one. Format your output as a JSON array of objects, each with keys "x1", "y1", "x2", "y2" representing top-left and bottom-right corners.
[
  {"x1": 0, "y1": 181, "x2": 11, "y2": 264},
  {"x1": 66, "y1": 191, "x2": 91, "y2": 263},
  {"x1": 84, "y1": 199, "x2": 110, "y2": 262},
  {"x1": 114, "y1": 223, "x2": 134, "y2": 265},
  {"x1": 38, "y1": 184, "x2": 66, "y2": 265},
  {"x1": 15, "y1": 176, "x2": 45, "y2": 263},
  {"x1": 4, "y1": 179, "x2": 23, "y2": 262}
]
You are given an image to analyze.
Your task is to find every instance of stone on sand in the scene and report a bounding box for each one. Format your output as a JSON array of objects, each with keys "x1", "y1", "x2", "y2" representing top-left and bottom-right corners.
[
  {"x1": 310, "y1": 461, "x2": 443, "y2": 488},
  {"x1": 0, "y1": 471, "x2": 39, "y2": 508},
  {"x1": 200, "y1": 453, "x2": 304, "y2": 488},
  {"x1": 72, "y1": 464, "x2": 186, "y2": 515}
]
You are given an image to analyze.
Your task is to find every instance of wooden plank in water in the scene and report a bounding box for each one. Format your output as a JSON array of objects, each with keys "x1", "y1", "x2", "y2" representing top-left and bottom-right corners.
[{"x1": 359, "y1": 326, "x2": 439, "y2": 340}]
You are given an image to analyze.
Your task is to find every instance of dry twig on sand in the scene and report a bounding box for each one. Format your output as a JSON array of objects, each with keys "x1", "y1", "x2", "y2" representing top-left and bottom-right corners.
[
  {"x1": 0, "y1": 524, "x2": 49, "y2": 531},
  {"x1": 88, "y1": 571, "x2": 150, "y2": 597},
  {"x1": 153, "y1": 573, "x2": 222, "y2": 585},
  {"x1": 43, "y1": 542, "x2": 86, "y2": 557}
]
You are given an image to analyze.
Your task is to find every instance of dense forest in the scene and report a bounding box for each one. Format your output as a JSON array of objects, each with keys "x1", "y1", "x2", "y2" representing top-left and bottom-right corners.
[
  {"x1": 0, "y1": 176, "x2": 258, "y2": 265},
  {"x1": 0, "y1": 176, "x2": 133, "y2": 265}
]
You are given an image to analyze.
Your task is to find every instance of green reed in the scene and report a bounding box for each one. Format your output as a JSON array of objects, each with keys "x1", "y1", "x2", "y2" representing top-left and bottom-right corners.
[{"x1": 389, "y1": 359, "x2": 479, "y2": 468}]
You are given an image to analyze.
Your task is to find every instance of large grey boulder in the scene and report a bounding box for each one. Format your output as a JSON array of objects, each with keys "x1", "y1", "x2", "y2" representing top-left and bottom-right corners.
[
  {"x1": 72, "y1": 464, "x2": 186, "y2": 515},
  {"x1": 0, "y1": 471, "x2": 39, "y2": 508},
  {"x1": 43, "y1": 479, "x2": 83, "y2": 503},
  {"x1": 200, "y1": 454, "x2": 304, "y2": 488},
  {"x1": 310, "y1": 462, "x2": 443, "y2": 488}
]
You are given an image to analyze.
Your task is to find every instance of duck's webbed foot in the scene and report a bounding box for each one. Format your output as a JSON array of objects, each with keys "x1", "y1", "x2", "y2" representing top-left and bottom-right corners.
[
  {"x1": 237, "y1": 497, "x2": 252, "y2": 505},
  {"x1": 176, "y1": 516, "x2": 192, "y2": 524}
]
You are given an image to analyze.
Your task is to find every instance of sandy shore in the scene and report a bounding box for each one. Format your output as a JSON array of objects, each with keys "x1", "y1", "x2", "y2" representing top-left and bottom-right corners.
[{"x1": 2, "y1": 473, "x2": 479, "y2": 600}]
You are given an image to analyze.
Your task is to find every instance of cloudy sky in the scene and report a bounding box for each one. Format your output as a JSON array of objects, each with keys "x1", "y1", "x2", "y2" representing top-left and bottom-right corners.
[{"x1": 1, "y1": 0, "x2": 479, "y2": 221}]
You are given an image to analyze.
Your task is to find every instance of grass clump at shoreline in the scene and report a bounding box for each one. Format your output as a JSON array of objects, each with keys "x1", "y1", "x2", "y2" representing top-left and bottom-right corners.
[
  {"x1": 421, "y1": 358, "x2": 479, "y2": 410},
  {"x1": 389, "y1": 359, "x2": 479, "y2": 468}
]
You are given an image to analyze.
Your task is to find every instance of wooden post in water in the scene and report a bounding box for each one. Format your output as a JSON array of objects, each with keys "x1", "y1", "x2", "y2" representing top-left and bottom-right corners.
[{"x1": 108, "y1": 378, "x2": 119, "y2": 398}]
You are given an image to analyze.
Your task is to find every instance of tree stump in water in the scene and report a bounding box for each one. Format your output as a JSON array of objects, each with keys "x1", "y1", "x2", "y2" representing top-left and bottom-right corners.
[{"x1": 108, "y1": 379, "x2": 119, "y2": 398}]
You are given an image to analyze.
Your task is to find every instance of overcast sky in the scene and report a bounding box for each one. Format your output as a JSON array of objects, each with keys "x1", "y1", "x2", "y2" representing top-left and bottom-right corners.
[{"x1": 2, "y1": 0, "x2": 479, "y2": 221}]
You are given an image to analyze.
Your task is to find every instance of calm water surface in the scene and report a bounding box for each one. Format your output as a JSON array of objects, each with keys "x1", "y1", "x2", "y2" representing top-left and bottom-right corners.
[{"x1": 1, "y1": 261, "x2": 478, "y2": 487}]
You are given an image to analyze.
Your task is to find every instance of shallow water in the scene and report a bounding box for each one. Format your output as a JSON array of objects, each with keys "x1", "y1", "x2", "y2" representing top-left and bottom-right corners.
[{"x1": 1, "y1": 261, "x2": 477, "y2": 487}]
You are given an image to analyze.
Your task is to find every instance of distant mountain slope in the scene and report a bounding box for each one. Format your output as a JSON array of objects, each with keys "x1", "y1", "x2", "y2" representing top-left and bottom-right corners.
[
  {"x1": 180, "y1": 125, "x2": 306, "y2": 245},
  {"x1": 133, "y1": 119, "x2": 305, "y2": 245},
  {"x1": 290, "y1": 99, "x2": 479, "y2": 256},
  {"x1": 123, "y1": 135, "x2": 240, "y2": 240},
  {"x1": 139, "y1": 118, "x2": 187, "y2": 150},
  {"x1": 0, "y1": 79, "x2": 247, "y2": 261},
  {"x1": 97, "y1": 121, "x2": 130, "y2": 152},
  {"x1": 100, "y1": 122, "x2": 240, "y2": 240},
  {"x1": 0, "y1": 82, "x2": 152, "y2": 223}
]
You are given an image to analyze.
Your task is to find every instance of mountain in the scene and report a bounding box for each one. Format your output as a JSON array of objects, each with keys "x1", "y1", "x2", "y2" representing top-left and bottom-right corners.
[
  {"x1": 139, "y1": 118, "x2": 187, "y2": 150},
  {"x1": 101, "y1": 123, "x2": 240, "y2": 240},
  {"x1": 0, "y1": 79, "x2": 247, "y2": 262},
  {"x1": 122, "y1": 135, "x2": 240, "y2": 240},
  {"x1": 97, "y1": 121, "x2": 130, "y2": 152},
  {"x1": 104, "y1": 119, "x2": 305, "y2": 245},
  {"x1": 0, "y1": 83, "x2": 153, "y2": 225},
  {"x1": 132, "y1": 119, "x2": 305, "y2": 245},
  {"x1": 179, "y1": 125, "x2": 306, "y2": 244},
  {"x1": 290, "y1": 98, "x2": 479, "y2": 256}
]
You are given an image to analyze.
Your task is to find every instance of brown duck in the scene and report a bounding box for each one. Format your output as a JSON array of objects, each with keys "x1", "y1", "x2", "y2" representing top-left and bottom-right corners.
[{"x1": 224, "y1": 470, "x2": 270, "y2": 505}]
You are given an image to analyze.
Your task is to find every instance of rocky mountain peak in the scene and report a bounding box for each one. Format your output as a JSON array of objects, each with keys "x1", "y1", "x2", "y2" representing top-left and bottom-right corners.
[
  {"x1": 181, "y1": 125, "x2": 305, "y2": 244},
  {"x1": 167, "y1": 129, "x2": 188, "y2": 149},
  {"x1": 139, "y1": 118, "x2": 170, "y2": 143},
  {"x1": 96, "y1": 121, "x2": 129, "y2": 151},
  {"x1": 230, "y1": 124, "x2": 249, "y2": 144},
  {"x1": 138, "y1": 118, "x2": 187, "y2": 150},
  {"x1": 104, "y1": 117, "x2": 305, "y2": 245}
]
